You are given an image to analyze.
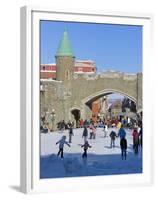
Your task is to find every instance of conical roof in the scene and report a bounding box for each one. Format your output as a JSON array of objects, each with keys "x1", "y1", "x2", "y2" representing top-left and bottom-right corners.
[{"x1": 56, "y1": 29, "x2": 74, "y2": 57}]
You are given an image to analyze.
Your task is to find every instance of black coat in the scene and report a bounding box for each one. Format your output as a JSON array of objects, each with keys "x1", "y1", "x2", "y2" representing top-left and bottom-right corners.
[
  {"x1": 110, "y1": 131, "x2": 117, "y2": 140},
  {"x1": 120, "y1": 138, "x2": 127, "y2": 149},
  {"x1": 82, "y1": 127, "x2": 88, "y2": 137},
  {"x1": 69, "y1": 127, "x2": 73, "y2": 135}
]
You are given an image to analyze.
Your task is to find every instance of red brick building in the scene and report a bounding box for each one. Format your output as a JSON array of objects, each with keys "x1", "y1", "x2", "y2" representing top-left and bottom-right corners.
[{"x1": 40, "y1": 60, "x2": 96, "y2": 79}]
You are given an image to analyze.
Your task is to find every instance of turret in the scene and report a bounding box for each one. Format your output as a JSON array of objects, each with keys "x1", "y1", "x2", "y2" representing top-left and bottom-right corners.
[{"x1": 55, "y1": 29, "x2": 75, "y2": 83}]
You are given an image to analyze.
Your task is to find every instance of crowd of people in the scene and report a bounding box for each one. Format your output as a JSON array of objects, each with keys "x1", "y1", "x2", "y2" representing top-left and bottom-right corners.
[{"x1": 54, "y1": 118, "x2": 143, "y2": 160}]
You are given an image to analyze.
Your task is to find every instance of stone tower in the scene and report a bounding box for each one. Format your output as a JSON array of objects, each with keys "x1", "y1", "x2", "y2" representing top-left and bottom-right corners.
[{"x1": 55, "y1": 29, "x2": 75, "y2": 88}]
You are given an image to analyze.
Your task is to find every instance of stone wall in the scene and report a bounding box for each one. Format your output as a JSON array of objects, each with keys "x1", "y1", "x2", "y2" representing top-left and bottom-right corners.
[{"x1": 40, "y1": 71, "x2": 142, "y2": 128}]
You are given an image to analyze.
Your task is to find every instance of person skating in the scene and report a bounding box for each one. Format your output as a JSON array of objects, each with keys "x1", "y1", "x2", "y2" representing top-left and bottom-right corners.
[
  {"x1": 132, "y1": 128, "x2": 139, "y2": 154},
  {"x1": 103, "y1": 123, "x2": 108, "y2": 137},
  {"x1": 81, "y1": 141, "x2": 92, "y2": 158},
  {"x1": 92, "y1": 126, "x2": 96, "y2": 139},
  {"x1": 89, "y1": 123, "x2": 93, "y2": 139},
  {"x1": 56, "y1": 135, "x2": 70, "y2": 158},
  {"x1": 68, "y1": 125, "x2": 74, "y2": 143},
  {"x1": 109, "y1": 129, "x2": 117, "y2": 148},
  {"x1": 89, "y1": 123, "x2": 96, "y2": 139},
  {"x1": 118, "y1": 124, "x2": 126, "y2": 139},
  {"x1": 120, "y1": 137, "x2": 127, "y2": 160},
  {"x1": 82, "y1": 126, "x2": 88, "y2": 143}
]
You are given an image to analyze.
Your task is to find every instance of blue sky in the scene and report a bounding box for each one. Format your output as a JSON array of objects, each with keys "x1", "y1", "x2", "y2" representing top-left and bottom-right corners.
[{"x1": 40, "y1": 20, "x2": 142, "y2": 73}]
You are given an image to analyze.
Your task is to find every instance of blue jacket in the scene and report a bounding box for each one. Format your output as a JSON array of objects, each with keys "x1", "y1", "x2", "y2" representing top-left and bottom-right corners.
[{"x1": 118, "y1": 128, "x2": 126, "y2": 139}]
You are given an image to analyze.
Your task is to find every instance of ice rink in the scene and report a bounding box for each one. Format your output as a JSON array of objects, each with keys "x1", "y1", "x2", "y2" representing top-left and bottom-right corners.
[{"x1": 40, "y1": 127, "x2": 142, "y2": 179}]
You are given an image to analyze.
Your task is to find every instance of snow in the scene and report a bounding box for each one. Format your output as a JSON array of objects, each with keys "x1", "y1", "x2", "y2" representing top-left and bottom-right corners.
[{"x1": 40, "y1": 127, "x2": 142, "y2": 179}]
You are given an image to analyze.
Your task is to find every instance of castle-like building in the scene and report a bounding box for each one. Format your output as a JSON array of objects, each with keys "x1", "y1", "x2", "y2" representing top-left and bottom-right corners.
[{"x1": 40, "y1": 29, "x2": 142, "y2": 129}]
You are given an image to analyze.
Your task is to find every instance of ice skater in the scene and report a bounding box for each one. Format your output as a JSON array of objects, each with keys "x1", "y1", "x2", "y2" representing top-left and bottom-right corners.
[
  {"x1": 89, "y1": 123, "x2": 93, "y2": 139},
  {"x1": 120, "y1": 137, "x2": 127, "y2": 160},
  {"x1": 56, "y1": 135, "x2": 70, "y2": 158},
  {"x1": 118, "y1": 124, "x2": 126, "y2": 139},
  {"x1": 82, "y1": 126, "x2": 88, "y2": 142},
  {"x1": 132, "y1": 128, "x2": 139, "y2": 154},
  {"x1": 92, "y1": 126, "x2": 96, "y2": 139},
  {"x1": 89, "y1": 123, "x2": 96, "y2": 139},
  {"x1": 81, "y1": 141, "x2": 92, "y2": 158},
  {"x1": 103, "y1": 123, "x2": 108, "y2": 137},
  {"x1": 109, "y1": 129, "x2": 117, "y2": 148},
  {"x1": 68, "y1": 125, "x2": 74, "y2": 143}
]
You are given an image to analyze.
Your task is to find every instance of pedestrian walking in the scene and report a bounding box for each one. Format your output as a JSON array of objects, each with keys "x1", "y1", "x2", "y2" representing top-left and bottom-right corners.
[
  {"x1": 82, "y1": 126, "x2": 88, "y2": 142},
  {"x1": 81, "y1": 141, "x2": 92, "y2": 158},
  {"x1": 120, "y1": 138, "x2": 127, "y2": 160},
  {"x1": 56, "y1": 135, "x2": 70, "y2": 158},
  {"x1": 109, "y1": 130, "x2": 117, "y2": 148}
]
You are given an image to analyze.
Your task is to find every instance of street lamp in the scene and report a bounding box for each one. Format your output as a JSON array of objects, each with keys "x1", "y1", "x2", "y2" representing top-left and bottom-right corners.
[{"x1": 50, "y1": 109, "x2": 55, "y2": 132}]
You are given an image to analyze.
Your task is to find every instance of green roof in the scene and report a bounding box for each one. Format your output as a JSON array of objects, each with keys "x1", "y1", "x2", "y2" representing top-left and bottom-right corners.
[{"x1": 56, "y1": 29, "x2": 74, "y2": 57}]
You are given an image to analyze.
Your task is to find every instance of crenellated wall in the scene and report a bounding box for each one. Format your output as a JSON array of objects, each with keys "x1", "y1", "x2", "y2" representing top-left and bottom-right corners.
[{"x1": 40, "y1": 71, "x2": 142, "y2": 127}]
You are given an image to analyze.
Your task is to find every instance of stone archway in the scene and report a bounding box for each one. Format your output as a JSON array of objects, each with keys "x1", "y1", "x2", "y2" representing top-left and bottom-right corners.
[
  {"x1": 82, "y1": 89, "x2": 137, "y2": 106},
  {"x1": 40, "y1": 72, "x2": 142, "y2": 124},
  {"x1": 81, "y1": 89, "x2": 137, "y2": 120}
]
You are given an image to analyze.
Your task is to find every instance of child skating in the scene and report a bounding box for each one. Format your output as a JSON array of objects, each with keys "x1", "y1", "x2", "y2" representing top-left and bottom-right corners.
[
  {"x1": 81, "y1": 141, "x2": 92, "y2": 158},
  {"x1": 56, "y1": 135, "x2": 70, "y2": 158},
  {"x1": 109, "y1": 130, "x2": 117, "y2": 148}
]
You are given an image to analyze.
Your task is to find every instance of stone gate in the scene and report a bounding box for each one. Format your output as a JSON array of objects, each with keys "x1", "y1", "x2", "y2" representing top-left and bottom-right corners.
[{"x1": 40, "y1": 30, "x2": 142, "y2": 128}]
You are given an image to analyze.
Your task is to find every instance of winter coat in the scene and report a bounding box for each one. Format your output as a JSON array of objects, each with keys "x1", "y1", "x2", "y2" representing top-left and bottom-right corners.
[
  {"x1": 80, "y1": 119, "x2": 84, "y2": 126},
  {"x1": 81, "y1": 142, "x2": 91, "y2": 150},
  {"x1": 56, "y1": 138, "x2": 70, "y2": 149},
  {"x1": 82, "y1": 127, "x2": 88, "y2": 137},
  {"x1": 132, "y1": 130, "x2": 139, "y2": 144},
  {"x1": 90, "y1": 125, "x2": 96, "y2": 134},
  {"x1": 118, "y1": 128, "x2": 126, "y2": 139},
  {"x1": 110, "y1": 131, "x2": 117, "y2": 140},
  {"x1": 104, "y1": 124, "x2": 108, "y2": 131},
  {"x1": 120, "y1": 138, "x2": 127, "y2": 150},
  {"x1": 69, "y1": 127, "x2": 73, "y2": 135}
]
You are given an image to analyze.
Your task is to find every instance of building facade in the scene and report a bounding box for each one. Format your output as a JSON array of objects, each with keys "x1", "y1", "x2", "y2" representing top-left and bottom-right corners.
[{"x1": 40, "y1": 60, "x2": 96, "y2": 80}]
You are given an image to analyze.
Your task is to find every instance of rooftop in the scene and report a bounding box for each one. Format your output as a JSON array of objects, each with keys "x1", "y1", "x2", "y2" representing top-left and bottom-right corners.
[{"x1": 56, "y1": 29, "x2": 74, "y2": 57}]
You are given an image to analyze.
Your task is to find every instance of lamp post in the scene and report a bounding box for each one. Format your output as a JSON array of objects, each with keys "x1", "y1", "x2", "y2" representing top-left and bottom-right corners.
[{"x1": 50, "y1": 109, "x2": 55, "y2": 132}]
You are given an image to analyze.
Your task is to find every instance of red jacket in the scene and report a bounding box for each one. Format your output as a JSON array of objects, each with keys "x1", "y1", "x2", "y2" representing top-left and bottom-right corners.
[{"x1": 132, "y1": 130, "x2": 139, "y2": 143}]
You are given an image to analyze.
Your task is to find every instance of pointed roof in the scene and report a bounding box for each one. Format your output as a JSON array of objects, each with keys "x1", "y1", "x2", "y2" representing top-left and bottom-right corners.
[{"x1": 56, "y1": 29, "x2": 74, "y2": 57}]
